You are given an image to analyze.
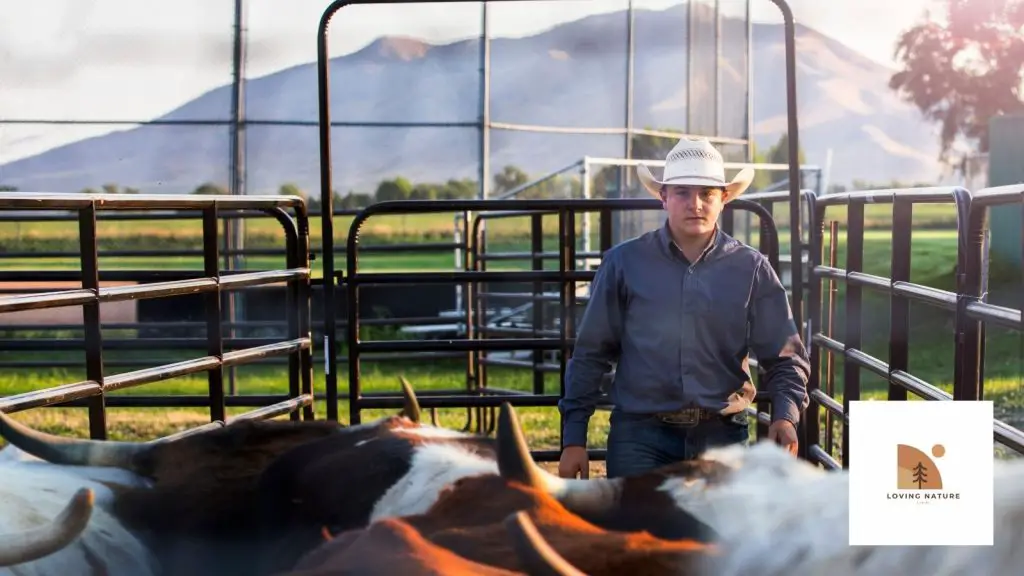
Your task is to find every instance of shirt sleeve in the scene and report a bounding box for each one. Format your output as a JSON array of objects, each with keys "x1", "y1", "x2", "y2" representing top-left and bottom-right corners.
[
  {"x1": 559, "y1": 254, "x2": 624, "y2": 448},
  {"x1": 748, "y1": 256, "x2": 811, "y2": 426}
]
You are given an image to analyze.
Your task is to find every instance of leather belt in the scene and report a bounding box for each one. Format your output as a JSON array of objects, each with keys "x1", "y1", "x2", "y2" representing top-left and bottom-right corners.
[{"x1": 654, "y1": 407, "x2": 721, "y2": 427}]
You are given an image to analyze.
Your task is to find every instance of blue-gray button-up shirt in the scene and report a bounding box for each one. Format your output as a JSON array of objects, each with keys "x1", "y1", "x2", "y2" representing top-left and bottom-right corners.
[{"x1": 559, "y1": 222, "x2": 811, "y2": 448}]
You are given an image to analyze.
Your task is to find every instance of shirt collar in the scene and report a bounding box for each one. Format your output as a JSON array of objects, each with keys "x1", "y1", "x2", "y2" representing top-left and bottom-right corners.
[{"x1": 659, "y1": 219, "x2": 722, "y2": 264}]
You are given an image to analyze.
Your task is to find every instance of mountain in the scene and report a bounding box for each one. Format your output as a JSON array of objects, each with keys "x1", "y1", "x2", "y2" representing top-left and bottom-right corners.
[{"x1": 0, "y1": 4, "x2": 946, "y2": 195}]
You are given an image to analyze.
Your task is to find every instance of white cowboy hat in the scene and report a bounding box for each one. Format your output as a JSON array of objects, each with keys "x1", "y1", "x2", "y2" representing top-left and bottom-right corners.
[{"x1": 636, "y1": 136, "x2": 754, "y2": 202}]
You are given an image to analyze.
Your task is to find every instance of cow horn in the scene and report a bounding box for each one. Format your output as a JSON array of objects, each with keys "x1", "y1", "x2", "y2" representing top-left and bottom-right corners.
[
  {"x1": 496, "y1": 403, "x2": 548, "y2": 489},
  {"x1": 0, "y1": 488, "x2": 95, "y2": 567},
  {"x1": 504, "y1": 511, "x2": 587, "y2": 576},
  {"x1": 0, "y1": 410, "x2": 150, "y2": 470},
  {"x1": 398, "y1": 376, "x2": 421, "y2": 423}
]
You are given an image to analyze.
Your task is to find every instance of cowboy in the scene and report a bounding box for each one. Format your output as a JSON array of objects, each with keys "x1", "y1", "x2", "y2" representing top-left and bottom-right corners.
[{"x1": 557, "y1": 136, "x2": 810, "y2": 480}]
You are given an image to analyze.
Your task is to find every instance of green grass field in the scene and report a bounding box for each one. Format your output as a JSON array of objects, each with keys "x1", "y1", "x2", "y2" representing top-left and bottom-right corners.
[{"x1": 1, "y1": 201, "x2": 1021, "y2": 467}]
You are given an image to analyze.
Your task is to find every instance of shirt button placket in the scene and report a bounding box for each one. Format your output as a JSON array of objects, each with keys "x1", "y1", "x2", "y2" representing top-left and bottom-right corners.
[{"x1": 680, "y1": 266, "x2": 692, "y2": 389}]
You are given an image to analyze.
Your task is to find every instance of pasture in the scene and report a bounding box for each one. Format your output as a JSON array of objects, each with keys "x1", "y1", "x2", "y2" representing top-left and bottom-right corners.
[{"x1": 1, "y1": 200, "x2": 1021, "y2": 467}]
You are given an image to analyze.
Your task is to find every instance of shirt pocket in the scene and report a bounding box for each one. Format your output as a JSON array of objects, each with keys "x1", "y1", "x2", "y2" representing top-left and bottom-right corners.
[{"x1": 694, "y1": 275, "x2": 750, "y2": 344}]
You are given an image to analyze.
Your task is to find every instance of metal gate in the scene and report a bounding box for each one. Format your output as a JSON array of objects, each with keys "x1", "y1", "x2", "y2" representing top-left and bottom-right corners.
[
  {"x1": 314, "y1": 0, "x2": 806, "y2": 461},
  {"x1": 0, "y1": 192, "x2": 315, "y2": 440}
]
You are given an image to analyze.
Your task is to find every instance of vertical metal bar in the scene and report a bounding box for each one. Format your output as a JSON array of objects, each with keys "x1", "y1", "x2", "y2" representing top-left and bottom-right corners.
[
  {"x1": 78, "y1": 203, "x2": 106, "y2": 440},
  {"x1": 226, "y1": 0, "x2": 248, "y2": 397},
  {"x1": 472, "y1": 5, "x2": 490, "y2": 434},
  {"x1": 475, "y1": 227, "x2": 489, "y2": 433},
  {"x1": 317, "y1": 6, "x2": 339, "y2": 422},
  {"x1": 346, "y1": 250, "x2": 361, "y2": 426},
  {"x1": 621, "y1": 0, "x2": 635, "y2": 203},
  {"x1": 802, "y1": 196, "x2": 824, "y2": 461},
  {"x1": 824, "y1": 220, "x2": 838, "y2": 456},
  {"x1": 295, "y1": 206, "x2": 315, "y2": 421},
  {"x1": 771, "y1": 0, "x2": 805, "y2": 336},
  {"x1": 202, "y1": 205, "x2": 226, "y2": 424},
  {"x1": 685, "y1": 0, "x2": 694, "y2": 135},
  {"x1": 888, "y1": 199, "x2": 912, "y2": 402},
  {"x1": 531, "y1": 214, "x2": 545, "y2": 395},
  {"x1": 745, "y1": 0, "x2": 753, "y2": 164},
  {"x1": 284, "y1": 212, "x2": 301, "y2": 422},
  {"x1": 479, "y1": 2, "x2": 490, "y2": 201},
  {"x1": 755, "y1": 201, "x2": 771, "y2": 440},
  {"x1": 463, "y1": 214, "x2": 477, "y2": 432},
  {"x1": 714, "y1": 0, "x2": 721, "y2": 138},
  {"x1": 956, "y1": 196, "x2": 986, "y2": 401},
  {"x1": 558, "y1": 208, "x2": 577, "y2": 450},
  {"x1": 842, "y1": 200, "x2": 865, "y2": 469},
  {"x1": 599, "y1": 208, "x2": 613, "y2": 255},
  {"x1": 721, "y1": 206, "x2": 735, "y2": 236}
]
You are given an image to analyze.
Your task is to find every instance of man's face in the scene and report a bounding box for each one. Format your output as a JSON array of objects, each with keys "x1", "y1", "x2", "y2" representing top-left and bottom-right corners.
[{"x1": 660, "y1": 185, "x2": 726, "y2": 238}]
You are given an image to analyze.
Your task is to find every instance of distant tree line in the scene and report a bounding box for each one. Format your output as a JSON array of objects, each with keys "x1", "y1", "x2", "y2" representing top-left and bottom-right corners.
[
  {"x1": 0, "y1": 164, "x2": 570, "y2": 214},
  {"x1": 0, "y1": 132, "x2": 929, "y2": 203}
]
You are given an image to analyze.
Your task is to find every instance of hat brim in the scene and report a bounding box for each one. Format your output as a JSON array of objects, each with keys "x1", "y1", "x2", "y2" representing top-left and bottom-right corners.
[{"x1": 636, "y1": 164, "x2": 754, "y2": 203}]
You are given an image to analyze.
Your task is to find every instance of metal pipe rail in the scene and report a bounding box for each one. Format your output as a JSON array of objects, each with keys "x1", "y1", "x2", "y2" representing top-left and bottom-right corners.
[
  {"x1": 0, "y1": 192, "x2": 315, "y2": 439},
  {"x1": 803, "y1": 185, "x2": 1024, "y2": 468},
  {"x1": 957, "y1": 184, "x2": 1024, "y2": 453}
]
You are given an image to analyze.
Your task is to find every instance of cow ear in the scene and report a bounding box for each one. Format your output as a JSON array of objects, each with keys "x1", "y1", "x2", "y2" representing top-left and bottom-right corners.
[
  {"x1": 496, "y1": 403, "x2": 547, "y2": 489},
  {"x1": 320, "y1": 526, "x2": 334, "y2": 542},
  {"x1": 397, "y1": 376, "x2": 421, "y2": 423}
]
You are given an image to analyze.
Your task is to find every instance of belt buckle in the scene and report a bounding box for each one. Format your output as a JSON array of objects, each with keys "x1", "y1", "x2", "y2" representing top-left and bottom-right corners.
[{"x1": 659, "y1": 407, "x2": 701, "y2": 427}]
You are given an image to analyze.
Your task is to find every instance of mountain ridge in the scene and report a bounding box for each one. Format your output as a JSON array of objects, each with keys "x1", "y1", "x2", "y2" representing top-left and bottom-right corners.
[{"x1": 0, "y1": 4, "x2": 945, "y2": 195}]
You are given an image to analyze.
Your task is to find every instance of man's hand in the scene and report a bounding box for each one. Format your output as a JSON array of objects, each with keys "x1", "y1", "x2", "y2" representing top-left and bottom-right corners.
[
  {"x1": 558, "y1": 445, "x2": 590, "y2": 479},
  {"x1": 768, "y1": 419, "x2": 799, "y2": 455}
]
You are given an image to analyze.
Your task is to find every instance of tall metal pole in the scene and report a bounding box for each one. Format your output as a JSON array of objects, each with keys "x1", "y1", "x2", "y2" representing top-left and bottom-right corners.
[
  {"x1": 769, "y1": 0, "x2": 805, "y2": 337},
  {"x1": 226, "y1": 0, "x2": 247, "y2": 396},
  {"x1": 745, "y1": 0, "x2": 753, "y2": 163},
  {"x1": 479, "y1": 3, "x2": 490, "y2": 201},
  {"x1": 609, "y1": 0, "x2": 635, "y2": 248},
  {"x1": 714, "y1": 0, "x2": 721, "y2": 140},
  {"x1": 743, "y1": 0, "x2": 754, "y2": 243}
]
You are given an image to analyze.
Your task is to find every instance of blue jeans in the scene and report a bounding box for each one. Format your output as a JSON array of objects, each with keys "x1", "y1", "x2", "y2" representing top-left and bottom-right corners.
[{"x1": 605, "y1": 409, "x2": 750, "y2": 478}]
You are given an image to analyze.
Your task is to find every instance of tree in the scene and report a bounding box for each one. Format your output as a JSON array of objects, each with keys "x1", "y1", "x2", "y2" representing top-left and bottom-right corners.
[
  {"x1": 0, "y1": 185, "x2": 18, "y2": 192},
  {"x1": 492, "y1": 165, "x2": 530, "y2": 196},
  {"x1": 193, "y1": 182, "x2": 228, "y2": 195},
  {"x1": 912, "y1": 461, "x2": 928, "y2": 489},
  {"x1": 337, "y1": 192, "x2": 373, "y2": 210},
  {"x1": 889, "y1": 0, "x2": 1024, "y2": 164},
  {"x1": 374, "y1": 177, "x2": 413, "y2": 202}
]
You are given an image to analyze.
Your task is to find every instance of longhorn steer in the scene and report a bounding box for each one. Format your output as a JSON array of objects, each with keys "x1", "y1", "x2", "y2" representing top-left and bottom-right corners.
[
  {"x1": 492, "y1": 402, "x2": 824, "y2": 542},
  {"x1": 252, "y1": 398, "x2": 721, "y2": 573},
  {"x1": 496, "y1": 402, "x2": 1024, "y2": 576},
  {"x1": 279, "y1": 473, "x2": 714, "y2": 576},
  {"x1": 0, "y1": 454, "x2": 158, "y2": 576},
  {"x1": 0, "y1": 379, "x2": 422, "y2": 576}
]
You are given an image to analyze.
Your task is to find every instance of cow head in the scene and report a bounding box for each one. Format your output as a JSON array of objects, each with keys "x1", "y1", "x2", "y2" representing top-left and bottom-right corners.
[
  {"x1": 0, "y1": 488, "x2": 94, "y2": 568},
  {"x1": 0, "y1": 375, "x2": 422, "y2": 478},
  {"x1": 494, "y1": 402, "x2": 823, "y2": 543}
]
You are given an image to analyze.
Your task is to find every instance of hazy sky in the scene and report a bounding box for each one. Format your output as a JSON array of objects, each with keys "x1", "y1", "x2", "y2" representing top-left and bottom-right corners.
[{"x1": 0, "y1": 0, "x2": 940, "y2": 164}]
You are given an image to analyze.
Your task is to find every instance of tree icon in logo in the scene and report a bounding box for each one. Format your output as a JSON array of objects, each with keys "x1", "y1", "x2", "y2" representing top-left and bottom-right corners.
[
  {"x1": 897, "y1": 444, "x2": 944, "y2": 490},
  {"x1": 912, "y1": 461, "x2": 928, "y2": 489}
]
